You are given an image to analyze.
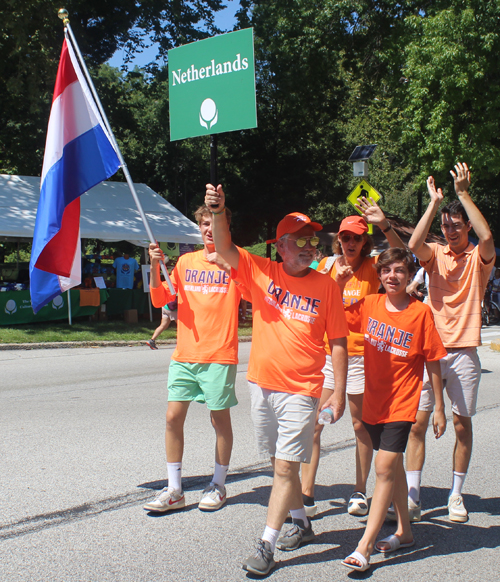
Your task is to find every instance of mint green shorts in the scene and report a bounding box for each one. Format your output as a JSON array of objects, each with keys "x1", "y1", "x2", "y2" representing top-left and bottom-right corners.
[{"x1": 167, "y1": 361, "x2": 238, "y2": 410}]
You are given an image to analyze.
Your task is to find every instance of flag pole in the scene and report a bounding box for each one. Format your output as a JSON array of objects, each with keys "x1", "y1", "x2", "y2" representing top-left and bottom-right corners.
[
  {"x1": 67, "y1": 290, "x2": 73, "y2": 325},
  {"x1": 57, "y1": 9, "x2": 175, "y2": 295}
]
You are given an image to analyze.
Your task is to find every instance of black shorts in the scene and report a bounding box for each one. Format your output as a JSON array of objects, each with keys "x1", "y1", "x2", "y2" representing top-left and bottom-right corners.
[{"x1": 362, "y1": 421, "x2": 413, "y2": 453}]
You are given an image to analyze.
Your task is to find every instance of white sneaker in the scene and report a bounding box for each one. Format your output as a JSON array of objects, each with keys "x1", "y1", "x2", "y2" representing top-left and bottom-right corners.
[
  {"x1": 448, "y1": 494, "x2": 468, "y2": 522},
  {"x1": 348, "y1": 492, "x2": 369, "y2": 516},
  {"x1": 198, "y1": 483, "x2": 227, "y2": 511},
  {"x1": 408, "y1": 497, "x2": 422, "y2": 522},
  {"x1": 386, "y1": 498, "x2": 421, "y2": 522},
  {"x1": 143, "y1": 487, "x2": 185, "y2": 512}
]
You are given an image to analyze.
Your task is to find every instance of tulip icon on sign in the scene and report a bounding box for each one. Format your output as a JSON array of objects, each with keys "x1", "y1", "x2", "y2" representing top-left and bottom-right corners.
[
  {"x1": 200, "y1": 98, "x2": 218, "y2": 130},
  {"x1": 5, "y1": 299, "x2": 17, "y2": 314}
]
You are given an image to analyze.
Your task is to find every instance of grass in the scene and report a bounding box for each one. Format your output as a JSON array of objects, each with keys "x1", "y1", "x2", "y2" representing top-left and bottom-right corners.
[{"x1": 0, "y1": 318, "x2": 253, "y2": 344}]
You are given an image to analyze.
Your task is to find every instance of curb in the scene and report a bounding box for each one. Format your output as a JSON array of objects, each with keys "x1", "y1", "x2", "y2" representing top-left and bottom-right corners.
[{"x1": 0, "y1": 336, "x2": 253, "y2": 351}]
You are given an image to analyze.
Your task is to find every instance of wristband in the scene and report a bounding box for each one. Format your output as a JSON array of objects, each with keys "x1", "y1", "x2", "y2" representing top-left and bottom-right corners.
[
  {"x1": 212, "y1": 207, "x2": 226, "y2": 215},
  {"x1": 381, "y1": 223, "x2": 392, "y2": 233}
]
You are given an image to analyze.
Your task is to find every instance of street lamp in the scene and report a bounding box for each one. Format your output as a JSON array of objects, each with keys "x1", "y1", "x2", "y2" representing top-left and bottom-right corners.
[{"x1": 348, "y1": 144, "x2": 377, "y2": 178}]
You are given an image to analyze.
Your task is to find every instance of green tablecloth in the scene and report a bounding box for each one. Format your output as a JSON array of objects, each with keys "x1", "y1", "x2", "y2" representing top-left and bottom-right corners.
[
  {"x1": 0, "y1": 289, "x2": 109, "y2": 325},
  {"x1": 0, "y1": 288, "x2": 153, "y2": 325}
]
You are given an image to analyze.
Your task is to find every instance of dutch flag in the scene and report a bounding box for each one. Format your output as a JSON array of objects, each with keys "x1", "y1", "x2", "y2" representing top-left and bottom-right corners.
[{"x1": 29, "y1": 34, "x2": 120, "y2": 313}]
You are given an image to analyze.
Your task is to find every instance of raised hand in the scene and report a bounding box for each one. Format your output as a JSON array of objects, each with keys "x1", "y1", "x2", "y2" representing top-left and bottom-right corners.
[
  {"x1": 354, "y1": 196, "x2": 386, "y2": 225},
  {"x1": 427, "y1": 176, "x2": 444, "y2": 205},
  {"x1": 205, "y1": 183, "x2": 225, "y2": 212},
  {"x1": 148, "y1": 242, "x2": 164, "y2": 265},
  {"x1": 450, "y1": 162, "x2": 470, "y2": 197},
  {"x1": 206, "y1": 252, "x2": 231, "y2": 274},
  {"x1": 334, "y1": 257, "x2": 354, "y2": 289}
]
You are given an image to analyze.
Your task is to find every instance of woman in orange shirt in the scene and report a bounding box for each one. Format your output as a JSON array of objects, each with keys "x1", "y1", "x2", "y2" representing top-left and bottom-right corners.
[{"x1": 301, "y1": 198, "x2": 404, "y2": 518}]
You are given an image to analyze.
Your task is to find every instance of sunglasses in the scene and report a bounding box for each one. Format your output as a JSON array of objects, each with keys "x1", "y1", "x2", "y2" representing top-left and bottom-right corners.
[
  {"x1": 339, "y1": 233, "x2": 363, "y2": 243},
  {"x1": 289, "y1": 236, "x2": 320, "y2": 248}
]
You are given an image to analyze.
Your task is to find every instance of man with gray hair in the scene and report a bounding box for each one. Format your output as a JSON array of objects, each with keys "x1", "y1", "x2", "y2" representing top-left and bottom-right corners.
[{"x1": 206, "y1": 184, "x2": 348, "y2": 576}]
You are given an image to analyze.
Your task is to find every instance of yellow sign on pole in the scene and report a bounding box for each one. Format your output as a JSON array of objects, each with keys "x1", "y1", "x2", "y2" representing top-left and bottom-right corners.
[{"x1": 346, "y1": 180, "x2": 382, "y2": 235}]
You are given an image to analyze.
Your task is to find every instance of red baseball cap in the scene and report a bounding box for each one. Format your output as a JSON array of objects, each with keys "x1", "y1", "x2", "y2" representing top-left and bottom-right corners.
[
  {"x1": 338, "y1": 215, "x2": 368, "y2": 235},
  {"x1": 266, "y1": 212, "x2": 322, "y2": 244}
]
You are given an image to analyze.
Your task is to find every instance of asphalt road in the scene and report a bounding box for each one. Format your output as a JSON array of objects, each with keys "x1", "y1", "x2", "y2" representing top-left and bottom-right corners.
[{"x1": 1, "y1": 342, "x2": 499, "y2": 581}]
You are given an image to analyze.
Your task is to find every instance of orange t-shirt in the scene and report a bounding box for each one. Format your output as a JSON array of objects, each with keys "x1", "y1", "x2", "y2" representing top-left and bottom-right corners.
[
  {"x1": 150, "y1": 250, "x2": 242, "y2": 364},
  {"x1": 317, "y1": 255, "x2": 380, "y2": 355},
  {"x1": 345, "y1": 294, "x2": 447, "y2": 424},
  {"x1": 422, "y1": 243, "x2": 494, "y2": 348},
  {"x1": 232, "y1": 247, "x2": 349, "y2": 398}
]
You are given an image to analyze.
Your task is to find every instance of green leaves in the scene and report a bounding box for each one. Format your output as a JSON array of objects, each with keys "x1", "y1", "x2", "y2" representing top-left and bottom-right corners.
[{"x1": 3, "y1": 0, "x2": 500, "y2": 244}]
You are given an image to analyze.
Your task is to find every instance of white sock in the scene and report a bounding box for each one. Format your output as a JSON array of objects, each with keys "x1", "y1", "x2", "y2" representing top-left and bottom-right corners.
[
  {"x1": 406, "y1": 470, "x2": 421, "y2": 504},
  {"x1": 450, "y1": 471, "x2": 467, "y2": 497},
  {"x1": 262, "y1": 526, "x2": 280, "y2": 553},
  {"x1": 290, "y1": 507, "x2": 308, "y2": 526},
  {"x1": 167, "y1": 462, "x2": 182, "y2": 492},
  {"x1": 212, "y1": 462, "x2": 229, "y2": 487}
]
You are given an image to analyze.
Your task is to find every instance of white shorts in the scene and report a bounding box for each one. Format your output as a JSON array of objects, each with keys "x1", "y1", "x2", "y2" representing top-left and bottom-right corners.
[
  {"x1": 248, "y1": 382, "x2": 318, "y2": 463},
  {"x1": 419, "y1": 348, "x2": 480, "y2": 417},
  {"x1": 322, "y1": 354, "x2": 365, "y2": 395},
  {"x1": 161, "y1": 306, "x2": 178, "y2": 321}
]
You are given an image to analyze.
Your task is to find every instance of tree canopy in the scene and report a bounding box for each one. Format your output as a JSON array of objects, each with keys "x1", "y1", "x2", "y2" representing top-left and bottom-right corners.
[{"x1": 2, "y1": 0, "x2": 500, "y2": 245}]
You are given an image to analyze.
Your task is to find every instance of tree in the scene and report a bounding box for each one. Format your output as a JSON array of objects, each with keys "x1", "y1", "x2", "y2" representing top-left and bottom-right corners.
[{"x1": 391, "y1": 1, "x2": 500, "y2": 235}]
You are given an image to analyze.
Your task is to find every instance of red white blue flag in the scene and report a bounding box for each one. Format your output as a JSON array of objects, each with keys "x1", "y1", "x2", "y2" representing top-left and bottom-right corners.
[{"x1": 29, "y1": 34, "x2": 120, "y2": 313}]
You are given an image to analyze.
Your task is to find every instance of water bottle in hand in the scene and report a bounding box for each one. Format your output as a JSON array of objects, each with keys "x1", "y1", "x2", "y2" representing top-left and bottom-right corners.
[{"x1": 318, "y1": 407, "x2": 334, "y2": 425}]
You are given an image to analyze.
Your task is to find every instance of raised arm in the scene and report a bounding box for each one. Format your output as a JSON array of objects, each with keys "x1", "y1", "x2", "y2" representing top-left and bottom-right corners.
[
  {"x1": 451, "y1": 162, "x2": 495, "y2": 263},
  {"x1": 408, "y1": 176, "x2": 444, "y2": 262},
  {"x1": 355, "y1": 196, "x2": 405, "y2": 249},
  {"x1": 205, "y1": 184, "x2": 240, "y2": 270}
]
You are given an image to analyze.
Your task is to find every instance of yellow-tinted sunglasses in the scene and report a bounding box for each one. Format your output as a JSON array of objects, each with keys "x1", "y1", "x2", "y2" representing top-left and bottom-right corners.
[{"x1": 291, "y1": 236, "x2": 320, "y2": 248}]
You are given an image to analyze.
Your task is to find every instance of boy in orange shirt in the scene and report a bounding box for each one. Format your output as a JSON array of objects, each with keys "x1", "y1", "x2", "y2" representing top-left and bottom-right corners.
[
  {"x1": 143, "y1": 205, "x2": 245, "y2": 514},
  {"x1": 340, "y1": 247, "x2": 447, "y2": 572}
]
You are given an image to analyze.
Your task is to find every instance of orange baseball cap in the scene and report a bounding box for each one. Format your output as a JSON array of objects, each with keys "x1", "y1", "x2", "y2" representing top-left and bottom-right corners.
[
  {"x1": 338, "y1": 215, "x2": 368, "y2": 235},
  {"x1": 266, "y1": 212, "x2": 322, "y2": 244}
]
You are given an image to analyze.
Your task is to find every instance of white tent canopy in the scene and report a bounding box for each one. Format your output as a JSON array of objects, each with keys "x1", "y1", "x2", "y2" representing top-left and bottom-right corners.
[{"x1": 0, "y1": 175, "x2": 202, "y2": 246}]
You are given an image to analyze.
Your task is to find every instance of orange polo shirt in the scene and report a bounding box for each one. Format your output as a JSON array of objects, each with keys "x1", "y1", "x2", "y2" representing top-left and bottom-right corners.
[{"x1": 422, "y1": 243, "x2": 494, "y2": 348}]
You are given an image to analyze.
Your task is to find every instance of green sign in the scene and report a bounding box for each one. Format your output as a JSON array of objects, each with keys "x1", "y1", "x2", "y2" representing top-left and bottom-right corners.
[{"x1": 168, "y1": 28, "x2": 257, "y2": 141}]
